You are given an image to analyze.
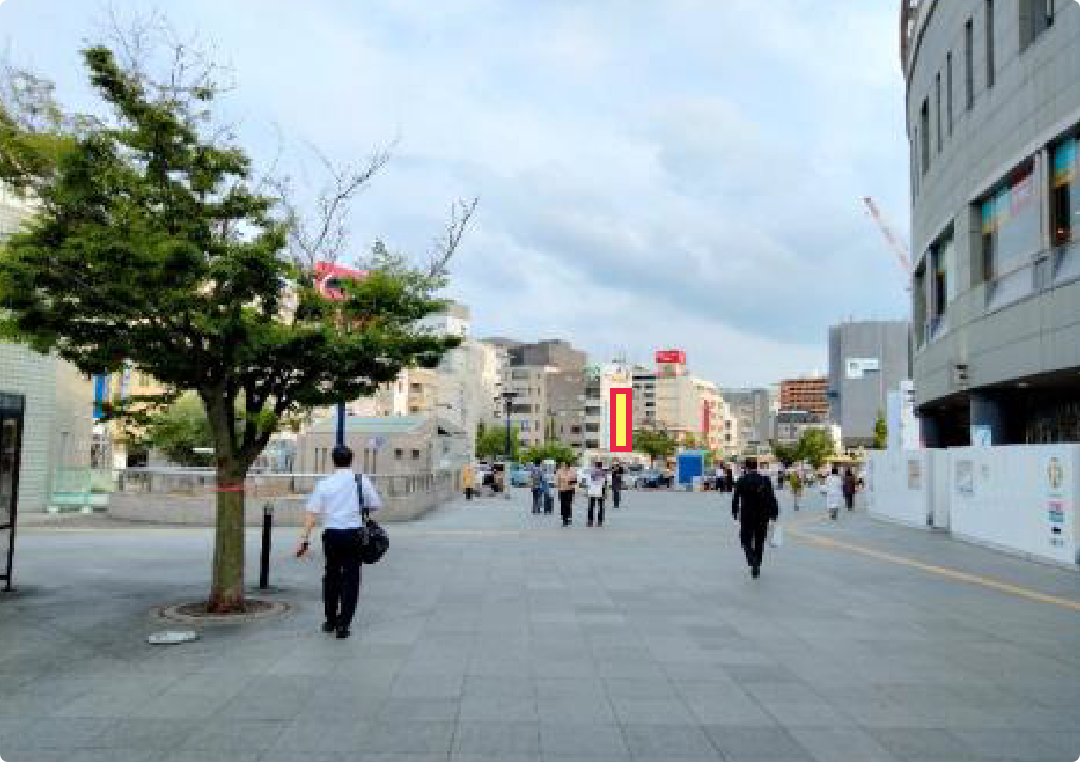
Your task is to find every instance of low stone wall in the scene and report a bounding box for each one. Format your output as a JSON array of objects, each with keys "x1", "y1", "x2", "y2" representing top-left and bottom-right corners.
[{"x1": 107, "y1": 471, "x2": 461, "y2": 526}]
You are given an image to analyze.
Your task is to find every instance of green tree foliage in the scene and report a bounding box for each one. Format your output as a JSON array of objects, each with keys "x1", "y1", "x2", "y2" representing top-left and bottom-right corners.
[
  {"x1": 873, "y1": 413, "x2": 888, "y2": 450},
  {"x1": 772, "y1": 441, "x2": 798, "y2": 467},
  {"x1": 797, "y1": 428, "x2": 836, "y2": 469},
  {"x1": 476, "y1": 423, "x2": 519, "y2": 462},
  {"x1": 0, "y1": 45, "x2": 467, "y2": 612},
  {"x1": 634, "y1": 428, "x2": 676, "y2": 467},
  {"x1": 683, "y1": 433, "x2": 698, "y2": 449},
  {"x1": 521, "y1": 441, "x2": 578, "y2": 466},
  {"x1": 143, "y1": 393, "x2": 214, "y2": 467}
]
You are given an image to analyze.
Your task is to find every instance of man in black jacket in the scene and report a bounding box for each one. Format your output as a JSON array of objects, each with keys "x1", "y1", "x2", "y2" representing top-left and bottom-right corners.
[{"x1": 731, "y1": 457, "x2": 779, "y2": 579}]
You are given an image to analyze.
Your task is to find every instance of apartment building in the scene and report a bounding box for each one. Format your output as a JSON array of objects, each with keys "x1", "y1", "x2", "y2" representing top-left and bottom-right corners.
[{"x1": 779, "y1": 375, "x2": 830, "y2": 420}]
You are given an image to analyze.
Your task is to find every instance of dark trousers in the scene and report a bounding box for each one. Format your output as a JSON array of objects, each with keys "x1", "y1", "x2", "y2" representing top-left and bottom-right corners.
[
  {"x1": 739, "y1": 521, "x2": 769, "y2": 570},
  {"x1": 612, "y1": 487, "x2": 621, "y2": 509},
  {"x1": 559, "y1": 490, "x2": 574, "y2": 525},
  {"x1": 532, "y1": 488, "x2": 543, "y2": 513},
  {"x1": 588, "y1": 496, "x2": 605, "y2": 525},
  {"x1": 465, "y1": 487, "x2": 474, "y2": 500},
  {"x1": 322, "y1": 528, "x2": 362, "y2": 628},
  {"x1": 844, "y1": 492, "x2": 855, "y2": 511}
]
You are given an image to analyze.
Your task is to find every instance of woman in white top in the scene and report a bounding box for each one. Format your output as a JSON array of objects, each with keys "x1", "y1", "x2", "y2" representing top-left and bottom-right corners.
[
  {"x1": 822, "y1": 465, "x2": 843, "y2": 520},
  {"x1": 586, "y1": 462, "x2": 607, "y2": 527}
]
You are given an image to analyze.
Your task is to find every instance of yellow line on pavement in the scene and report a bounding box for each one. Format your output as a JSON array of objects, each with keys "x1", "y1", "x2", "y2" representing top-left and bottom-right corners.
[{"x1": 788, "y1": 526, "x2": 1080, "y2": 614}]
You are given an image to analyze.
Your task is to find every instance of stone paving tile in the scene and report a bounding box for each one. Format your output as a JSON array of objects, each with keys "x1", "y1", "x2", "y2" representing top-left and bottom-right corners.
[
  {"x1": 5, "y1": 492, "x2": 1080, "y2": 762},
  {"x1": 452, "y1": 720, "x2": 541, "y2": 756},
  {"x1": 619, "y1": 723, "x2": 720, "y2": 758}
]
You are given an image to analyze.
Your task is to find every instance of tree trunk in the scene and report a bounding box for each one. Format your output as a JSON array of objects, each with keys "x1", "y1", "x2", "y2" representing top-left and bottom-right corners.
[{"x1": 207, "y1": 457, "x2": 248, "y2": 613}]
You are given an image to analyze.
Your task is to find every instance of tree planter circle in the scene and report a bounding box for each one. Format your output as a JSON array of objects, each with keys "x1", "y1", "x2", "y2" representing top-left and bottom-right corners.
[{"x1": 153, "y1": 599, "x2": 291, "y2": 625}]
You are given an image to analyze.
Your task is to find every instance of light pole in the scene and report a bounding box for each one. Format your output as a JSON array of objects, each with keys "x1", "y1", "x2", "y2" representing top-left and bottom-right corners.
[
  {"x1": 335, "y1": 401, "x2": 345, "y2": 448},
  {"x1": 500, "y1": 390, "x2": 519, "y2": 463}
]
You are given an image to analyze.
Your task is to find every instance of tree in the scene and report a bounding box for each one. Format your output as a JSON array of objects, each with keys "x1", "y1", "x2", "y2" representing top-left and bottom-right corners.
[
  {"x1": 477, "y1": 424, "x2": 519, "y2": 462},
  {"x1": 873, "y1": 413, "x2": 888, "y2": 450},
  {"x1": 634, "y1": 428, "x2": 676, "y2": 467},
  {"x1": 771, "y1": 441, "x2": 798, "y2": 467},
  {"x1": 797, "y1": 428, "x2": 836, "y2": 469},
  {"x1": 683, "y1": 433, "x2": 698, "y2": 449},
  {"x1": 521, "y1": 441, "x2": 577, "y2": 466},
  {"x1": 143, "y1": 393, "x2": 214, "y2": 467},
  {"x1": 0, "y1": 42, "x2": 470, "y2": 613}
]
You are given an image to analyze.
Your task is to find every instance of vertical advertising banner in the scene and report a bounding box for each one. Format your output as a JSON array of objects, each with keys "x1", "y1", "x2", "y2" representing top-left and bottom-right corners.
[{"x1": 609, "y1": 388, "x2": 633, "y2": 453}]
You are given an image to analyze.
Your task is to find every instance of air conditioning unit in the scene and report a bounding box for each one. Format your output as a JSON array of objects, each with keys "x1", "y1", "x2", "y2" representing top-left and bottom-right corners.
[{"x1": 954, "y1": 363, "x2": 970, "y2": 388}]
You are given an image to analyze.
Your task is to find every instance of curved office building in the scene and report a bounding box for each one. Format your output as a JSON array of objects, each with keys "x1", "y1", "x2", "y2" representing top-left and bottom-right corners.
[{"x1": 904, "y1": 0, "x2": 1080, "y2": 446}]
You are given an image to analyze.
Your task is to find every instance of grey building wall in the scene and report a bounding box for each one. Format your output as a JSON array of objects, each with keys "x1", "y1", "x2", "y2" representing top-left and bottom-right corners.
[
  {"x1": 509, "y1": 340, "x2": 586, "y2": 371},
  {"x1": 828, "y1": 321, "x2": 912, "y2": 446},
  {"x1": 546, "y1": 369, "x2": 586, "y2": 451},
  {"x1": 720, "y1": 388, "x2": 774, "y2": 451},
  {"x1": 906, "y1": 0, "x2": 1080, "y2": 441}
]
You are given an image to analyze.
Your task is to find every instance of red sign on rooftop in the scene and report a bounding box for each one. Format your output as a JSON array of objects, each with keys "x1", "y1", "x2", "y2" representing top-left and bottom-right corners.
[{"x1": 655, "y1": 350, "x2": 686, "y2": 365}]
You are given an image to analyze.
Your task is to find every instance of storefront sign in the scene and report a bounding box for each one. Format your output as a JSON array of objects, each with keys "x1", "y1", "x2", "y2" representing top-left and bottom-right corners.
[
  {"x1": 655, "y1": 350, "x2": 686, "y2": 365},
  {"x1": 846, "y1": 357, "x2": 880, "y2": 379}
]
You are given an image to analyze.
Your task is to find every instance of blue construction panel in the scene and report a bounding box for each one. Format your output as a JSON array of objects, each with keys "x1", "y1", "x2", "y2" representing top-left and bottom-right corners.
[{"x1": 676, "y1": 451, "x2": 705, "y2": 486}]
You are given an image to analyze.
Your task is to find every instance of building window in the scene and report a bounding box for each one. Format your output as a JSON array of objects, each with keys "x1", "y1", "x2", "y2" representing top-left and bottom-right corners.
[
  {"x1": 985, "y1": 0, "x2": 995, "y2": 88},
  {"x1": 980, "y1": 162, "x2": 1039, "y2": 282},
  {"x1": 411, "y1": 449, "x2": 420, "y2": 461},
  {"x1": 1051, "y1": 138, "x2": 1078, "y2": 246},
  {"x1": 913, "y1": 263, "x2": 927, "y2": 346},
  {"x1": 1021, "y1": 0, "x2": 1055, "y2": 50},
  {"x1": 965, "y1": 19, "x2": 974, "y2": 110},
  {"x1": 394, "y1": 448, "x2": 403, "y2": 461},
  {"x1": 585, "y1": 423, "x2": 600, "y2": 433},
  {"x1": 930, "y1": 230, "x2": 956, "y2": 321},
  {"x1": 946, "y1": 52, "x2": 953, "y2": 137},
  {"x1": 935, "y1": 73, "x2": 943, "y2": 153},
  {"x1": 919, "y1": 99, "x2": 930, "y2": 175}
]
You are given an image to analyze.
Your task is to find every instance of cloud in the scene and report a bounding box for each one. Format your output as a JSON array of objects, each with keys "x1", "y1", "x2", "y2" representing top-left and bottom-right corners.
[{"x1": 0, "y1": 0, "x2": 911, "y2": 386}]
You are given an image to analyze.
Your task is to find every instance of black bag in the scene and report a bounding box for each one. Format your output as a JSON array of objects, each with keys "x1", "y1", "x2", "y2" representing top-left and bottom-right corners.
[{"x1": 355, "y1": 475, "x2": 389, "y2": 565}]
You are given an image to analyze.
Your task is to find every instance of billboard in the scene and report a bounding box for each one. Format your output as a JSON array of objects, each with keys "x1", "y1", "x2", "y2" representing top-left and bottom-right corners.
[
  {"x1": 655, "y1": 350, "x2": 686, "y2": 365},
  {"x1": 846, "y1": 357, "x2": 880, "y2": 379},
  {"x1": 609, "y1": 389, "x2": 633, "y2": 453}
]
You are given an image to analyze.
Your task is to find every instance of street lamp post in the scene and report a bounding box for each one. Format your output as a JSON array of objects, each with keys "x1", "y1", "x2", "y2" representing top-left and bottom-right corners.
[
  {"x1": 335, "y1": 401, "x2": 345, "y2": 448},
  {"x1": 500, "y1": 390, "x2": 519, "y2": 463}
]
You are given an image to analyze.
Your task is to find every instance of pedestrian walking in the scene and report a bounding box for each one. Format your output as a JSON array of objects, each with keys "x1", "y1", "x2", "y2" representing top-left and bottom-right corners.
[
  {"x1": 842, "y1": 467, "x2": 858, "y2": 512},
  {"x1": 556, "y1": 460, "x2": 576, "y2": 526},
  {"x1": 611, "y1": 461, "x2": 625, "y2": 509},
  {"x1": 295, "y1": 445, "x2": 382, "y2": 639},
  {"x1": 587, "y1": 460, "x2": 607, "y2": 527},
  {"x1": 731, "y1": 457, "x2": 779, "y2": 579},
  {"x1": 822, "y1": 466, "x2": 843, "y2": 520},
  {"x1": 530, "y1": 462, "x2": 543, "y2": 514},
  {"x1": 462, "y1": 462, "x2": 476, "y2": 501},
  {"x1": 543, "y1": 465, "x2": 555, "y2": 514}
]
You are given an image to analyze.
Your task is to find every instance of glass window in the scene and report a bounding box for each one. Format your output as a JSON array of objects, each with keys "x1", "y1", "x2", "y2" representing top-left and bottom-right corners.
[
  {"x1": 930, "y1": 231, "x2": 956, "y2": 319},
  {"x1": 982, "y1": 163, "x2": 1040, "y2": 279},
  {"x1": 1051, "y1": 138, "x2": 1077, "y2": 246},
  {"x1": 920, "y1": 99, "x2": 930, "y2": 174},
  {"x1": 394, "y1": 448, "x2": 403, "y2": 461},
  {"x1": 411, "y1": 449, "x2": 420, "y2": 460},
  {"x1": 986, "y1": 0, "x2": 995, "y2": 88},
  {"x1": 946, "y1": 52, "x2": 954, "y2": 137}
]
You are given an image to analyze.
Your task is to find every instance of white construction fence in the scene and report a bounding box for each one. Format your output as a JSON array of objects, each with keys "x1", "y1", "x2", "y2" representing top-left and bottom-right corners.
[{"x1": 868, "y1": 445, "x2": 1079, "y2": 569}]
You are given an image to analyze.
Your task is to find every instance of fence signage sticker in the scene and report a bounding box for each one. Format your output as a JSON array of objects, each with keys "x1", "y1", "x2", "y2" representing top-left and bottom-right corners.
[
  {"x1": 1046, "y1": 456, "x2": 1067, "y2": 551},
  {"x1": 907, "y1": 459, "x2": 921, "y2": 490},
  {"x1": 955, "y1": 460, "x2": 974, "y2": 497}
]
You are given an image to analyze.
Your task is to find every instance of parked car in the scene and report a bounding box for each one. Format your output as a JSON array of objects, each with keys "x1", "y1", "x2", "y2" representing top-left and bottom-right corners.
[{"x1": 637, "y1": 469, "x2": 670, "y2": 489}]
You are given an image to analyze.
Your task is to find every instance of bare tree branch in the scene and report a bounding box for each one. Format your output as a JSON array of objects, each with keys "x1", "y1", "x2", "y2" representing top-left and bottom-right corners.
[{"x1": 427, "y1": 197, "x2": 479, "y2": 282}]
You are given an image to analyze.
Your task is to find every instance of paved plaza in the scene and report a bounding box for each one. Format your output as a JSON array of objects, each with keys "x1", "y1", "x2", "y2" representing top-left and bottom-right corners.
[{"x1": 1, "y1": 487, "x2": 1079, "y2": 762}]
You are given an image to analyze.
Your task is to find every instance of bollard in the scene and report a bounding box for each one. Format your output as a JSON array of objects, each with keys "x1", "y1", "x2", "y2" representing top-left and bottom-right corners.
[{"x1": 259, "y1": 501, "x2": 273, "y2": 590}]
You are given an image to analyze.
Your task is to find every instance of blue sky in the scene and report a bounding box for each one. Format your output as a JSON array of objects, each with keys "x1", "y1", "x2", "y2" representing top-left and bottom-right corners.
[{"x1": 0, "y1": 0, "x2": 911, "y2": 387}]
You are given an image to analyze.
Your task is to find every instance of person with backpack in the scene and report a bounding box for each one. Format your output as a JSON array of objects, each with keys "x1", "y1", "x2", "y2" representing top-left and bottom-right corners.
[
  {"x1": 731, "y1": 457, "x2": 779, "y2": 579},
  {"x1": 295, "y1": 445, "x2": 382, "y2": 639}
]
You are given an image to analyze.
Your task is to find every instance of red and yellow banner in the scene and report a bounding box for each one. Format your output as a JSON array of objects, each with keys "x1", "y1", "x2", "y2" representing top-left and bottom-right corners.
[{"x1": 609, "y1": 388, "x2": 633, "y2": 453}]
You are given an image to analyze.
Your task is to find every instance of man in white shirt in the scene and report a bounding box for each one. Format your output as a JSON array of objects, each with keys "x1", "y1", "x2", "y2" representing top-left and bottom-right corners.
[{"x1": 296, "y1": 445, "x2": 382, "y2": 639}]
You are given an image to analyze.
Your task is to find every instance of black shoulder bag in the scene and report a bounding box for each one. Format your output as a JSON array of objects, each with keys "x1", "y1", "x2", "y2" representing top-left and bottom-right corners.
[{"x1": 355, "y1": 475, "x2": 389, "y2": 564}]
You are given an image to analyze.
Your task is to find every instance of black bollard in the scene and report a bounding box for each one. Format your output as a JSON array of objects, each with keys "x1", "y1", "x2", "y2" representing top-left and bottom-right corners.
[{"x1": 259, "y1": 501, "x2": 272, "y2": 590}]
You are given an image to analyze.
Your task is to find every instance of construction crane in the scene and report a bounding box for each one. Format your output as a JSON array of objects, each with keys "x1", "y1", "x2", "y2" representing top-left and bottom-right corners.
[{"x1": 862, "y1": 196, "x2": 913, "y2": 291}]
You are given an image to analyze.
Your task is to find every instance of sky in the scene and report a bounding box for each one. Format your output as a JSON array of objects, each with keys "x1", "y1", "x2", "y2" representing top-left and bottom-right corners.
[{"x1": 0, "y1": 0, "x2": 912, "y2": 387}]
